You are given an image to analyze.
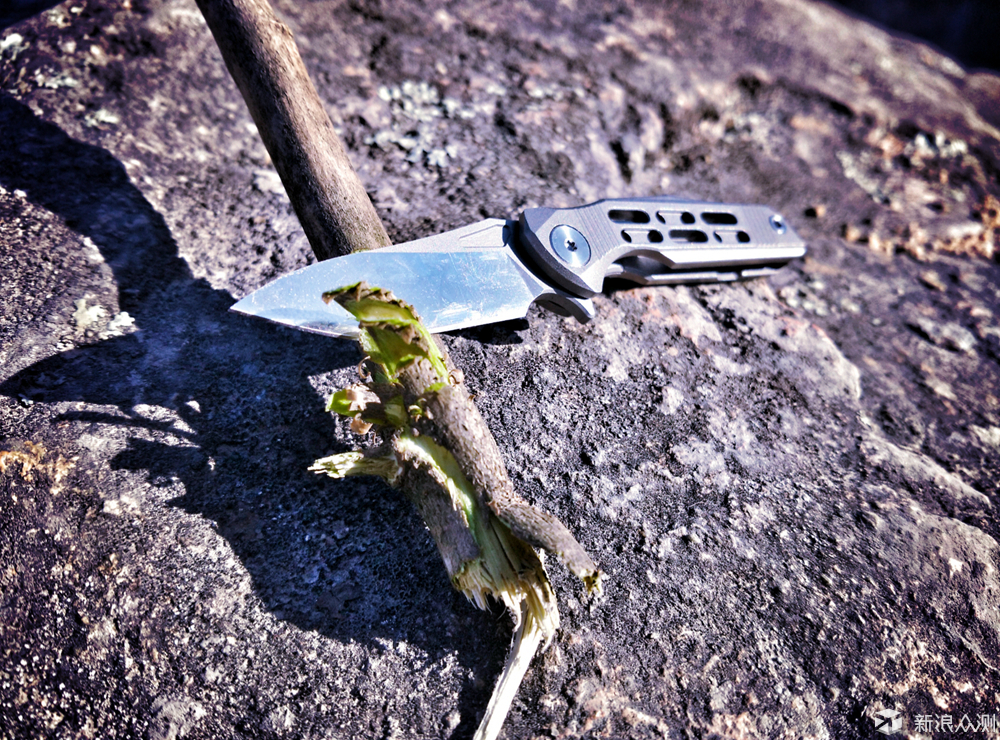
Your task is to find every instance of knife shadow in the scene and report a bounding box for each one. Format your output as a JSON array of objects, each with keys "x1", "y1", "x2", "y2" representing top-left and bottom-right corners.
[
  {"x1": 445, "y1": 318, "x2": 530, "y2": 345},
  {"x1": 0, "y1": 94, "x2": 505, "y2": 730}
]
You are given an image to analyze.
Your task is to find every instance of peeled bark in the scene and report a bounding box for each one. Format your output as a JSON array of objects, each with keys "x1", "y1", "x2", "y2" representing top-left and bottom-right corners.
[{"x1": 310, "y1": 284, "x2": 601, "y2": 740}]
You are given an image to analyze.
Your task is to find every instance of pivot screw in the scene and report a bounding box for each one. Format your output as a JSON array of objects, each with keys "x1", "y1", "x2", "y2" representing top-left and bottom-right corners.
[
  {"x1": 550, "y1": 225, "x2": 591, "y2": 267},
  {"x1": 769, "y1": 214, "x2": 787, "y2": 234}
]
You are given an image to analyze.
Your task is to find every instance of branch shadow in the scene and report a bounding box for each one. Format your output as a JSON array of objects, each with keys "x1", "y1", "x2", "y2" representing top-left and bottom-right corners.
[{"x1": 0, "y1": 94, "x2": 505, "y2": 733}]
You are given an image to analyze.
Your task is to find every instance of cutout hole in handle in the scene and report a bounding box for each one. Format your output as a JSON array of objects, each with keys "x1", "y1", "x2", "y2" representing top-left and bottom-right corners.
[
  {"x1": 701, "y1": 212, "x2": 738, "y2": 225},
  {"x1": 669, "y1": 229, "x2": 709, "y2": 243},
  {"x1": 656, "y1": 211, "x2": 697, "y2": 226},
  {"x1": 609, "y1": 209, "x2": 651, "y2": 224},
  {"x1": 621, "y1": 229, "x2": 664, "y2": 244}
]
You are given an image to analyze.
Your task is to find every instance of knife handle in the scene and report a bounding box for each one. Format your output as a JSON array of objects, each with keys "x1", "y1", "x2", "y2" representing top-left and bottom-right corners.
[{"x1": 518, "y1": 197, "x2": 806, "y2": 297}]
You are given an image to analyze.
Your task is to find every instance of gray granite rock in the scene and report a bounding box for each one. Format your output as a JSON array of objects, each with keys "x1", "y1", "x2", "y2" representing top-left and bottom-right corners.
[{"x1": 1, "y1": 0, "x2": 998, "y2": 738}]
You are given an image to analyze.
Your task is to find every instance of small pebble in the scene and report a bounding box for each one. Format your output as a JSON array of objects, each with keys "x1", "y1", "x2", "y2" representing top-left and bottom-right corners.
[
  {"x1": 919, "y1": 270, "x2": 946, "y2": 291},
  {"x1": 841, "y1": 223, "x2": 862, "y2": 242}
]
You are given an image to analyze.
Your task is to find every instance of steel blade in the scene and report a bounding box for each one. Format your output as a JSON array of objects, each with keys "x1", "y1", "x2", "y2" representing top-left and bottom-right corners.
[{"x1": 230, "y1": 219, "x2": 594, "y2": 337}]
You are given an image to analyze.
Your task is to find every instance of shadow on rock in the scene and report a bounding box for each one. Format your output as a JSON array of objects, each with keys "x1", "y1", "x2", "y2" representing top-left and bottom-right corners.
[{"x1": 0, "y1": 95, "x2": 506, "y2": 713}]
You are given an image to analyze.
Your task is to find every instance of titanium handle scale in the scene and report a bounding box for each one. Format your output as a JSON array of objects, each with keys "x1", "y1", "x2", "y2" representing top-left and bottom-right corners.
[{"x1": 519, "y1": 197, "x2": 806, "y2": 297}]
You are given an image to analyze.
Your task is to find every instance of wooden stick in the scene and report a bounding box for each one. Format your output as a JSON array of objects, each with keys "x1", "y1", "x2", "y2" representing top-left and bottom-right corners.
[
  {"x1": 195, "y1": 5, "x2": 600, "y2": 739},
  {"x1": 193, "y1": 0, "x2": 391, "y2": 261}
]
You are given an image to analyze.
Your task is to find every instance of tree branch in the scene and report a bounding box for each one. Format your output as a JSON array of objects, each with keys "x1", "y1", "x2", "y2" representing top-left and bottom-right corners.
[
  {"x1": 193, "y1": 0, "x2": 391, "y2": 260},
  {"x1": 196, "y1": 5, "x2": 601, "y2": 739}
]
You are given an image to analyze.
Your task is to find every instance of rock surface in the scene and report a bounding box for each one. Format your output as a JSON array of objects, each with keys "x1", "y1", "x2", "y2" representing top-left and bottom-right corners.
[{"x1": 1, "y1": 0, "x2": 999, "y2": 738}]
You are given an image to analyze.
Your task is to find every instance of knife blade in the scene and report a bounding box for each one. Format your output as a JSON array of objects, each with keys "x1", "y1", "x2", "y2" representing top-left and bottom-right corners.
[{"x1": 231, "y1": 196, "x2": 806, "y2": 337}]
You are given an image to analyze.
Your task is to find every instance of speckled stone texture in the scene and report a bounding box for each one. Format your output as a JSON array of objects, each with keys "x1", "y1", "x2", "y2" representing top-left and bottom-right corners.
[{"x1": 1, "y1": 1, "x2": 998, "y2": 738}]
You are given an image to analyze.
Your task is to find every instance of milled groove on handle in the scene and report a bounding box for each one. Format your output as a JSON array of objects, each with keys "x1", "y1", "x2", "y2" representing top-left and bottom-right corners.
[{"x1": 518, "y1": 197, "x2": 806, "y2": 297}]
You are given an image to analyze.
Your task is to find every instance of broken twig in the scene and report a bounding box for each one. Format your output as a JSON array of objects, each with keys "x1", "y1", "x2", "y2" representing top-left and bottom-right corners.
[
  {"x1": 196, "y1": 2, "x2": 602, "y2": 736},
  {"x1": 311, "y1": 285, "x2": 602, "y2": 739}
]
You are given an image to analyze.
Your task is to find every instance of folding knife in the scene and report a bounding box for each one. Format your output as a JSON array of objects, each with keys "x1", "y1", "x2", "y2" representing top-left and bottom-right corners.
[{"x1": 231, "y1": 196, "x2": 805, "y2": 337}]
